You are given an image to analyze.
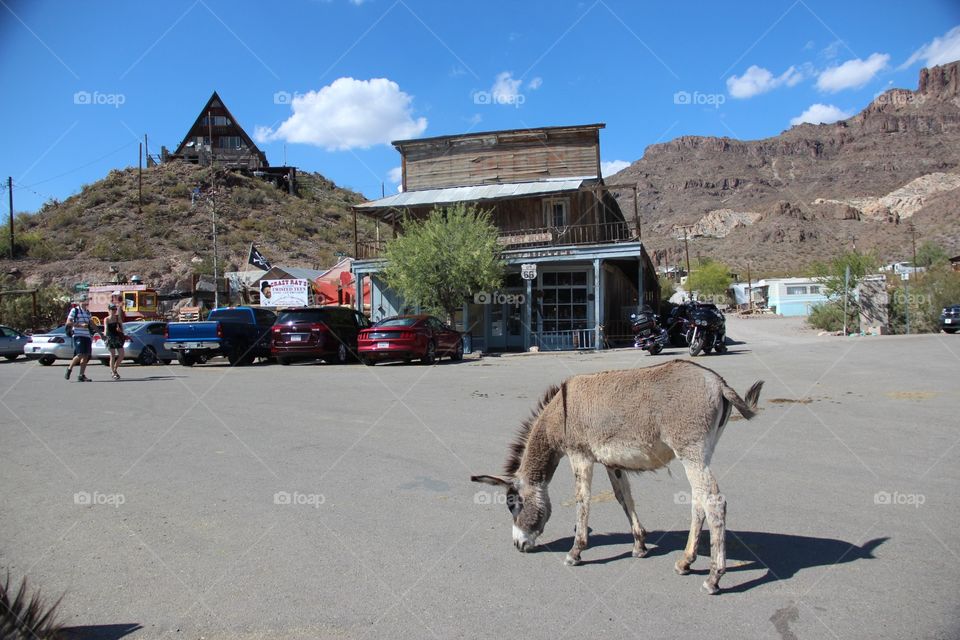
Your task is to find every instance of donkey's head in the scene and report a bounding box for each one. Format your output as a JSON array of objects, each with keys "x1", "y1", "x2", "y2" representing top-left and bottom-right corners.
[{"x1": 471, "y1": 474, "x2": 552, "y2": 552}]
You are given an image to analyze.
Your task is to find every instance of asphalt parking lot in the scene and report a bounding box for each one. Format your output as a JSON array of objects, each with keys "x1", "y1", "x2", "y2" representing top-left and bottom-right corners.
[{"x1": 1, "y1": 317, "x2": 958, "y2": 639}]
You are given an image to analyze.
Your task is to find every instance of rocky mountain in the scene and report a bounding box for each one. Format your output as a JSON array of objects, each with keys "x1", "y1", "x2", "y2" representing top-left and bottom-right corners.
[
  {"x1": 607, "y1": 61, "x2": 960, "y2": 274},
  {"x1": 0, "y1": 162, "x2": 375, "y2": 291}
]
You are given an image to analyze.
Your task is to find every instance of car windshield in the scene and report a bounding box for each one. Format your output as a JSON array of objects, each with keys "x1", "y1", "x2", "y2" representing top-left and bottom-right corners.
[
  {"x1": 374, "y1": 317, "x2": 419, "y2": 328},
  {"x1": 123, "y1": 322, "x2": 151, "y2": 333},
  {"x1": 44, "y1": 326, "x2": 67, "y2": 335},
  {"x1": 277, "y1": 309, "x2": 332, "y2": 324}
]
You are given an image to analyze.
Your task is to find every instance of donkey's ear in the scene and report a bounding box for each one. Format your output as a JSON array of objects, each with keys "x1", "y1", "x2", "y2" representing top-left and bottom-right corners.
[{"x1": 471, "y1": 474, "x2": 511, "y2": 487}]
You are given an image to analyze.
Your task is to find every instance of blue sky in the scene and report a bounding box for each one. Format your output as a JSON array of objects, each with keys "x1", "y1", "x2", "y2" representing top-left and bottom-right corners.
[{"x1": 2, "y1": 0, "x2": 959, "y2": 213}]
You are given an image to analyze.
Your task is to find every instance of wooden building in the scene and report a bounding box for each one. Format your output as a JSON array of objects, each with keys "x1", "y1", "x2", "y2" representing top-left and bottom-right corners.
[{"x1": 351, "y1": 123, "x2": 659, "y2": 352}]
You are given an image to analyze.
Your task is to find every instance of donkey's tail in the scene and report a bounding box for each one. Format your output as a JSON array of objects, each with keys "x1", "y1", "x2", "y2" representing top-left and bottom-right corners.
[{"x1": 722, "y1": 380, "x2": 764, "y2": 420}]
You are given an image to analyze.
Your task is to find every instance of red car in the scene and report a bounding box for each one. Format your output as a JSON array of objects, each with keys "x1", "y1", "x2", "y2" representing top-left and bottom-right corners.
[{"x1": 358, "y1": 315, "x2": 463, "y2": 365}]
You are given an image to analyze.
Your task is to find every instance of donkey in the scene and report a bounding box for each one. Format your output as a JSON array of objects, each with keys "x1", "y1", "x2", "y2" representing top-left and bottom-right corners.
[{"x1": 471, "y1": 360, "x2": 763, "y2": 594}]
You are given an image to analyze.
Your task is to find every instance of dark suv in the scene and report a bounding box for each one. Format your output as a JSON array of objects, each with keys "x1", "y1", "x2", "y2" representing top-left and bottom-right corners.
[
  {"x1": 941, "y1": 305, "x2": 960, "y2": 334},
  {"x1": 270, "y1": 307, "x2": 371, "y2": 364}
]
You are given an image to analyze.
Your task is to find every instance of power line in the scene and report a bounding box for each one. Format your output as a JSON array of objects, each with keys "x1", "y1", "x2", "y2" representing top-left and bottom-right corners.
[{"x1": 18, "y1": 139, "x2": 139, "y2": 190}]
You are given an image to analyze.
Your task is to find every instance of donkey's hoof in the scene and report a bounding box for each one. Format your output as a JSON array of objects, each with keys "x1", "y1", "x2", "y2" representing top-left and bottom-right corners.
[
  {"x1": 632, "y1": 547, "x2": 649, "y2": 558},
  {"x1": 674, "y1": 560, "x2": 691, "y2": 575},
  {"x1": 564, "y1": 554, "x2": 581, "y2": 566},
  {"x1": 701, "y1": 581, "x2": 720, "y2": 595}
]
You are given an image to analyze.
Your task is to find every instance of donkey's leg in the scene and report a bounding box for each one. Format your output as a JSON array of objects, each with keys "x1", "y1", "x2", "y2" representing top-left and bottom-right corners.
[
  {"x1": 675, "y1": 458, "x2": 707, "y2": 576},
  {"x1": 701, "y1": 466, "x2": 727, "y2": 595},
  {"x1": 565, "y1": 454, "x2": 594, "y2": 566},
  {"x1": 606, "y1": 467, "x2": 648, "y2": 558}
]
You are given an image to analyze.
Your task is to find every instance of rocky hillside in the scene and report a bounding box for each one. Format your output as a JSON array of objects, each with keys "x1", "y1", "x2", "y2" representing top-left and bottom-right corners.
[
  {"x1": 607, "y1": 61, "x2": 960, "y2": 274},
  {"x1": 1, "y1": 162, "x2": 375, "y2": 290}
]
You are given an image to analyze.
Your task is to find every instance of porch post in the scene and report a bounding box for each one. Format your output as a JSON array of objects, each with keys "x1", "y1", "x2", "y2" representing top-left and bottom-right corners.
[
  {"x1": 593, "y1": 258, "x2": 602, "y2": 350},
  {"x1": 638, "y1": 247, "x2": 646, "y2": 307},
  {"x1": 523, "y1": 277, "x2": 532, "y2": 351},
  {"x1": 354, "y1": 273, "x2": 363, "y2": 312}
]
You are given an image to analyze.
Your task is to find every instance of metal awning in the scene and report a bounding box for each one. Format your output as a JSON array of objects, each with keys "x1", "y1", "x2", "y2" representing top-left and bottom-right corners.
[{"x1": 356, "y1": 177, "x2": 597, "y2": 211}]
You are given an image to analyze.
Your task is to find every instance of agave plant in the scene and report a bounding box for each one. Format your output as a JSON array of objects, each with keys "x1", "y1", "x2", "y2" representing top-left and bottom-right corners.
[{"x1": 0, "y1": 573, "x2": 64, "y2": 640}]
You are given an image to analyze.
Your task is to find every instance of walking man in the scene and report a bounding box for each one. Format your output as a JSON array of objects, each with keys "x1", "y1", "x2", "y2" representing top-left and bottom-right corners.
[{"x1": 65, "y1": 295, "x2": 93, "y2": 381}]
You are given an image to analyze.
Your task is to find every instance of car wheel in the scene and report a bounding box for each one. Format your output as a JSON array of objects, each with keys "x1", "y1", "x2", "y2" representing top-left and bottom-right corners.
[
  {"x1": 137, "y1": 346, "x2": 158, "y2": 366},
  {"x1": 4, "y1": 354, "x2": 18, "y2": 361},
  {"x1": 177, "y1": 352, "x2": 196, "y2": 367},
  {"x1": 359, "y1": 356, "x2": 372, "y2": 366},
  {"x1": 326, "y1": 342, "x2": 349, "y2": 364},
  {"x1": 450, "y1": 339, "x2": 463, "y2": 361},
  {"x1": 227, "y1": 345, "x2": 248, "y2": 366},
  {"x1": 421, "y1": 341, "x2": 437, "y2": 365},
  {"x1": 943, "y1": 328, "x2": 958, "y2": 334},
  {"x1": 38, "y1": 356, "x2": 55, "y2": 366},
  {"x1": 160, "y1": 359, "x2": 172, "y2": 365}
]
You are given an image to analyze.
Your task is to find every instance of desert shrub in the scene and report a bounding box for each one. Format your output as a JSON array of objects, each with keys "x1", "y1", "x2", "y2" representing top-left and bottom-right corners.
[
  {"x1": 0, "y1": 279, "x2": 71, "y2": 331},
  {"x1": 807, "y1": 301, "x2": 857, "y2": 333}
]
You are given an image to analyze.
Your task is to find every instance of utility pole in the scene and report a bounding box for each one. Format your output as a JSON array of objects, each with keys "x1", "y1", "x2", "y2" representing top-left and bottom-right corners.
[
  {"x1": 7, "y1": 176, "x2": 13, "y2": 259},
  {"x1": 207, "y1": 110, "x2": 220, "y2": 308},
  {"x1": 910, "y1": 221, "x2": 918, "y2": 275},
  {"x1": 842, "y1": 265, "x2": 850, "y2": 336},
  {"x1": 682, "y1": 227, "x2": 691, "y2": 278},
  {"x1": 138, "y1": 142, "x2": 143, "y2": 214},
  {"x1": 747, "y1": 261, "x2": 753, "y2": 311}
]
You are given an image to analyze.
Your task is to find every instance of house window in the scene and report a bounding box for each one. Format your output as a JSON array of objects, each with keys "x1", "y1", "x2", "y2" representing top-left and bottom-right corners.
[
  {"x1": 217, "y1": 136, "x2": 244, "y2": 149},
  {"x1": 202, "y1": 115, "x2": 232, "y2": 126},
  {"x1": 543, "y1": 198, "x2": 569, "y2": 227},
  {"x1": 540, "y1": 270, "x2": 589, "y2": 333},
  {"x1": 809, "y1": 285, "x2": 821, "y2": 294},
  {"x1": 786, "y1": 285, "x2": 808, "y2": 296}
]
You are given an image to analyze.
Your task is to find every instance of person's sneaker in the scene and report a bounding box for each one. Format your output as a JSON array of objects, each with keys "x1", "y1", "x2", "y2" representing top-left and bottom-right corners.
[
  {"x1": 64, "y1": 368, "x2": 72, "y2": 380},
  {"x1": 77, "y1": 374, "x2": 91, "y2": 382}
]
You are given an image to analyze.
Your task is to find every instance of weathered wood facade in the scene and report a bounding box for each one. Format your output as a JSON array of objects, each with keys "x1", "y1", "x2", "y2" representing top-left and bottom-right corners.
[{"x1": 396, "y1": 124, "x2": 602, "y2": 191}]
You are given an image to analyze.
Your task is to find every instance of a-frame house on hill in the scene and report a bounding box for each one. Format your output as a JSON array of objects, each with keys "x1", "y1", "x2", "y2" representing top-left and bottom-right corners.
[{"x1": 164, "y1": 91, "x2": 269, "y2": 170}]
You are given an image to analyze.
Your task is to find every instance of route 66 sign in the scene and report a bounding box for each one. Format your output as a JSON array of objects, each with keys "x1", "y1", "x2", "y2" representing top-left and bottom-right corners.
[{"x1": 521, "y1": 264, "x2": 537, "y2": 280}]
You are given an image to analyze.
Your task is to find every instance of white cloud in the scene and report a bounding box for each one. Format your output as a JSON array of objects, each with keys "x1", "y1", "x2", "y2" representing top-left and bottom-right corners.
[
  {"x1": 816, "y1": 53, "x2": 889, "y2": 92},
  {"x1": 527, "y1": 77, "x2": 543, "y2": 90},
  {"x1": 492, "y1": 71, "x2": 522, "y2": 104},
  {"x1": 387, "y1": 166, "x2": 403, "y2": 183},
  {"x1": 601, "y1": 160, "x2": 630, "y2": 177},
  {"x1": 789, "y1": 103, "x2": 853, "y2": 126},
  {"x1": 256, "y1": 77, "x2": 427, "y2": 151},
  {"x1": 727, "y1": 65, "x2": 804, "y2": 99},
  {"x1": 902, "y1": 25, "x2": 960, "y2": 69}
]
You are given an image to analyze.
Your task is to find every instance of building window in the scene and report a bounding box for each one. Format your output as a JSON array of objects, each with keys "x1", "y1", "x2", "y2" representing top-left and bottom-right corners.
[
  {"x1": 543, "y1": 198, "x2": 569, "y2": 227},
  {"x1": 809, "y1": 285, "x2": 821, "y2": 294},
  {"x1": 202, "y1": 115, "x2": 232, "y2": 126},
  {"x1": 786, "y1": 285, "x2": 808, "y2": 296},
  {"x1": 217, "y1": 136, "x2": 244, "y2": 149},
  {"x1": 540, "y1": 270, "x2": 589, "y2": 333}
]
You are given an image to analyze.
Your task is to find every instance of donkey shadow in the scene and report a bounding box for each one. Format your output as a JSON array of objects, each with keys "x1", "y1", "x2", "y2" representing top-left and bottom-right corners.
[
  {"x1": 60, "y1": 623, "x2": 142, "y2": 639},
  {"x1": 540, "y1": 530, "x2": 888, "y2": 593}
]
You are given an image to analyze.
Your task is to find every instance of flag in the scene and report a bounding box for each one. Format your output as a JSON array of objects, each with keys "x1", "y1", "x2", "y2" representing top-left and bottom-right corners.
[{"x1": 248, "y1": 244, "x2": 271, "y2": 271}]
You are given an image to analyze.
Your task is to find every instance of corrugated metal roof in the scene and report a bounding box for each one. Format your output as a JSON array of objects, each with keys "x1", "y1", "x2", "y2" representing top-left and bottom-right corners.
[{"x1": 357, "y1": 177, "x2": 596, "y2": 210}]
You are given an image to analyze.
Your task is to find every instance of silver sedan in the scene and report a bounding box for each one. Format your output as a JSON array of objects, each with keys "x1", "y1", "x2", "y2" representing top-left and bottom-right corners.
[
  {"x1": 92, "y1": 321, "x2": 176, "y2": 366},
  {"x1": 23, "y1": 326, "x2": 76, "y2": 365}
]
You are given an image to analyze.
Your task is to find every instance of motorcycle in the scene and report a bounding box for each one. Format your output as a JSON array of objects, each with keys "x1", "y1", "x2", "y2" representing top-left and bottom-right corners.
[
  {"x1": 680, "y1": 302, "x2": 727, "y2": 356},
  {"x1": 630, "y1": 306, "x2": 668, "y2": 355}
]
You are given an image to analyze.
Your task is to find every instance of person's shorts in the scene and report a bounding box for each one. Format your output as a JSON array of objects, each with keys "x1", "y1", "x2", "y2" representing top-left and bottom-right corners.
[{"x1": 73, "y1": 336, "x2": 92, "y2": 357}]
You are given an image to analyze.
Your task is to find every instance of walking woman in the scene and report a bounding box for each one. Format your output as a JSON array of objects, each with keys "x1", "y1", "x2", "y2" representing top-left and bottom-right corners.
[{"x1": 104, "y1": 300, "x2": 125, "y2": 380}]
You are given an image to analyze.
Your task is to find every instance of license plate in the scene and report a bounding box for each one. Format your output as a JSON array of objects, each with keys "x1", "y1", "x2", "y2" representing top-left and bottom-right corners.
[
  {"x1": 186, "y1": 342, "x2": 206, "y2": 349},
  {"x1": 290, "y1": 335, "x2": 303, "y2": 342},
  {"x1": 947, "y1": 318, "x2": 953, "y2": 324},
  {"x1": 32, "y1": 347, "x2": 40, "y2": 352},
  {"x1": 377, "y1": 342, "x2": 390, "y2": 349}
]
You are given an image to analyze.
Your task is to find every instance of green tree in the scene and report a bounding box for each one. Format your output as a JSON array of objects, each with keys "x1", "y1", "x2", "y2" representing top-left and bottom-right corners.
[
  {"x1": 914, "y1": 241, "x2": 948, "y2": 269},
  {"x1": 806, "y1": 250, "x2": 878, "y2": 333},
  {"x1": 657, "y1": 275, "x2": 676, "y2": 301},
  {"x1": 0, "y1": 277, "x2": 71, "y2": 331},
  {"x1": 685, "y1": 260, "x2": 733, "y2": 303},
  {"x1": 381, "y1": 203, "x2": 505, "y2": 321}
]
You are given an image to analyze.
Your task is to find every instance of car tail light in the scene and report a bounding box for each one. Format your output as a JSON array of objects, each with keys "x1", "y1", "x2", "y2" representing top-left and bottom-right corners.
[
  {"x1": 272, "y1": 325, "x2": 282, "y2": 334},
  {"x1": 217, "y1": 324, "x2": 224, "y2": 339},
  {"x1": 93, "y1": 334, "x2": 102, "y2": 343},
  {"x1": 163, "y1": 327, "x2": 168, "y2": 339}
]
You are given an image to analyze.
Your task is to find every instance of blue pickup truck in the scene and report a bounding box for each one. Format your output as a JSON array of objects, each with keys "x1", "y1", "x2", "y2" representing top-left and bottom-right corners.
[{"x1": 164, "y1": 306, "x2": 277, "y2": 366}]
